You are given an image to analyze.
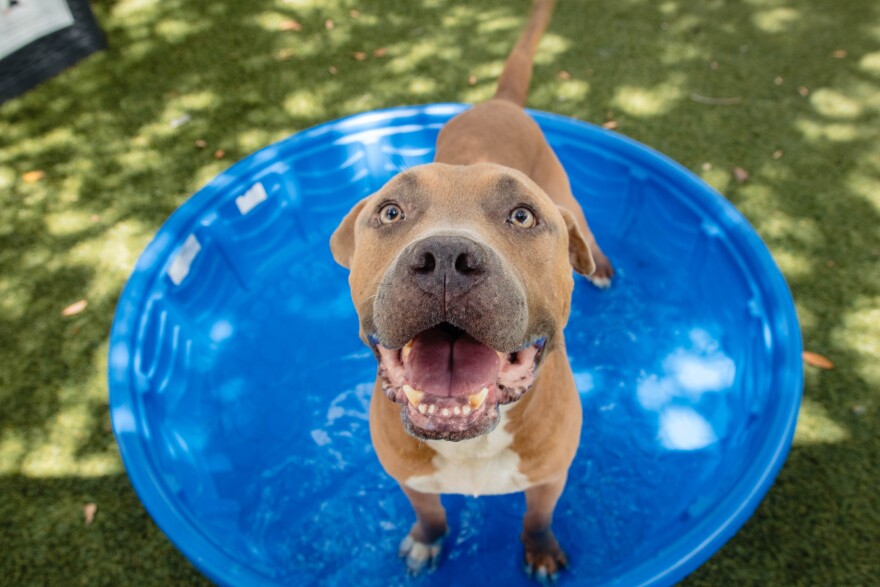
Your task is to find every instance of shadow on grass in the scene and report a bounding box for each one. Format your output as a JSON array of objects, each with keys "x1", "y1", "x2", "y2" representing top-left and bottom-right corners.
[{"x1": 0, "y1": 0, "x2": 877, "y2": 584}]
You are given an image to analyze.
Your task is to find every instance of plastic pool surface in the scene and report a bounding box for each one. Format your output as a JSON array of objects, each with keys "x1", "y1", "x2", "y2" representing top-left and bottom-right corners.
[{"x1": 109, "y1": 104, "x2": 803, "y2": 586}]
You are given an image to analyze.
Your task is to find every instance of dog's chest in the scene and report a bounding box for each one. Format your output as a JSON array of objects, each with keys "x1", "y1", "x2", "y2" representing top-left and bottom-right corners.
[{"x1": 403, "y1": 409, "x2": 532, "y2": 496}]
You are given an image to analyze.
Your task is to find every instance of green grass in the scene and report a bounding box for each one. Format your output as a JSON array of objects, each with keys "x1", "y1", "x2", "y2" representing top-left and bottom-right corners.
[{"x1": 1, "y1": 0, "x2": 878, "y2": 584}]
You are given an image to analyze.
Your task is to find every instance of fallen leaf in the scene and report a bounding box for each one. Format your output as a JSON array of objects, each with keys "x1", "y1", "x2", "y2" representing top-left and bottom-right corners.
[
  {"x1": 557, "y1": 70, "x2": 572, "y2": 80},
  {"x1": 373, "y1": 47, "x2": 387, "y2": 57},
  {"x1": 324, "y1": 18, "x2": 334, "y2": 31},
  {"x1": 90, "y1": 214, "x2": 100, "y2": 223},
  {"x1": 602, "y1": 120, "x2": 619, "y2": 130},
  {"x1": 279, "y1": 19, "x2": 302, "y2": 32},
  {"x1": 710, "y1": 61, "x2": 719, "y2": 70},
  {"x1": 350, "y1": 9, "x2": 361, "y2": 18},
  {"x1": 702, "y1": 162, "x2": 713, "y2": 171},
  {"x1": 733, "y1": 166, "x2": 749, "y2": 183},
  {"x1": 772, "y1": 149, "x2": 784, "y2": 159},
  {"x1": 826, "y1": 259, "x2": 835, "y2": 268},
  {"x1": 328, "y1": 66, "x2": 338, "y2": 75},
  {"x1": 62, "y1": 299, "x2": 88, "y2": 317},
  {"x1": 23, "y1": 170, "x2": 45, "y2": 183},
  {"x1": 467, "y1": 75, "x2": 477, "y2": 86},
  {"x1": 84, "y1": 503, "x2": 97, "y2": 525},
  {"x1": 214, "y1": 149, "x2": 226, "y2": 160},
  {"x1": 774, "y1": 76, "x2": 783, "y2": 85},
  {"x1": 803, "y1": 351, "x2": 834, "y2": 370},
  {"x1": 194, "y1": 139, "x2": 208, "y2": 148},
  {"x1": 831, "y1": 49, "x2": 847, "y2": 59},
  {"x1": 798, "y1": 86, "x2": 809, "y2": 97},
  {"x1": 352, "y1": 51, "x2": 367, "y2": 61}
]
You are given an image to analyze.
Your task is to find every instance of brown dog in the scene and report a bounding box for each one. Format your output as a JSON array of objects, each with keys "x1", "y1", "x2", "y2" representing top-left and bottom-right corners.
[{"x1": 330, "y1": 0, "x2": 613, "y2": 580}]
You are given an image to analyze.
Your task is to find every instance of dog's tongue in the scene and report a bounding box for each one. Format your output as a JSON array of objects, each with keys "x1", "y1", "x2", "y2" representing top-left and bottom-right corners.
[{"x1": 404, "y1": 326, "x2": 500, "y2": 398}]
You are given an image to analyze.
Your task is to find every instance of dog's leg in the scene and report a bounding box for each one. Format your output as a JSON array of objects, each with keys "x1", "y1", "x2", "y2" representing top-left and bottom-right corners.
[
  {"x1": 522, "y1": 475, "x2": 569, "y2": 582},
  {"x1": 398, "y1": 484, "x2": 448, "y2": 574}
]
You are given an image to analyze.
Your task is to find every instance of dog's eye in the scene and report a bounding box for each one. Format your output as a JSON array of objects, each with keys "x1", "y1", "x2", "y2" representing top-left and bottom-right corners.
[
  {"x1": 378, "y1": 203, "x2": 404, "y2": 224},
  {"x1": 508, "y1": 207, "x2": 536, "y2": 229}
]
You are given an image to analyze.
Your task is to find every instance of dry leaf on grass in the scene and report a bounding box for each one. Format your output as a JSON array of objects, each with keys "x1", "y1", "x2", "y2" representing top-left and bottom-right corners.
[
  {"x1": 467, "y1": 75, "x2": 477, "y2": 86},
  {"x1": 214, "y1": 149, "x2": 226, "y2": 160},
  {"x1": 84, "y1": 503, "x2": 97, "y2": 525},
  {"x1": 831, "y1": 49, "x2": 847, "y2": 59},
  {"x1": 324, "y1": 18, "x2": 334, "y2": 31},
  {"x1": 279, "y1": 19, "x2": 302, "y2": 32},
  {"x1": 557, "y1": 70, "x2": 572, "y2": 80},
  {"x1": 352, "y1": 51, "x2": 367, "y2": 61},
  {"x1": 194, "y1": 139, "x2": 208, "y2": 148},
  {"x1": 803, "y1": 351, "x2": 834, "y2": 370},
  {"x1": 772, "y1": 149, "x2": 783, "y2": 160},
  {"x1": 602, "y1": 120, "x2": 619, "y2": 130},
  {"x1": 23, "y1": 170, "x2": 46, "y2": 183},
  {"x1": 373, "y1": 47, "x2": 387, "y2": 58},
  {"x1": 733, "y1": 167, "x2": 749, "y2": 183},
  {"x1": 62, "y1": 300, "x2": 88, "y2": 317}
]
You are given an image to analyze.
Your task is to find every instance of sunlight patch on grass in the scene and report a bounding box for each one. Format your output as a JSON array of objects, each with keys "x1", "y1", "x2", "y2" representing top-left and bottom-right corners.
[
  {"x1": 386, "y1": 39, "x2": 464, "y2": 75},
  {"x1": 612, "y1": 76, "x2": 684, "y2": 117},
  {"x1": 284, "y1": 88, "x2": 325, "y2": 118},
  {"x1": 771, "y1": 250, "x2": 813, "y2": 279},
  {"x1": 660, "y1": 41, "x2": 704, "y2": 65},
  {"x1": 752, "y1": 7, "x2": 801, "y2": 34},
  {"x1": 793, "y1": 398, "x2": 850, "y2": 446},
  {"x1": 476, "y1": 14, "x2": 520, "y2": 34},
  {"x1": 533, "y1": 33, "x2": 571, "y2": 65},
  {"x1": 795, "y1": 118, "x2": 864, "y2": 142},
  {"x1": 112, "y1": 0, "x2": 162, "y2": 21},
  {"x1": 44, "y1": 210, "x2": 98, "y2": 237},
  {"x1": 408, "y1": 76, "x2": 439, "y2": 96},
  {"x1": 846, "y1": 153, "x2": 880, "y2": 213},
  {"x1": 831, "y1": 296, "x2": 880, "y2": 386},
  {"x1": 810, "y1": 88, "x2": 864, "y2": 120},
  {"x1": 0, "y1": 279, "x2": 28, "y2": 321},
  {"x1": 19, "y1": 348, "x2": 122, "y2": 478},
  {"x1": 67, "y1": 220, "x2": 153, "y2": 298},
  {"x1": 699, "y1": 167, "x2": 732, "y2": 194},
  {"x1": 155, "y1": 18, "x2": 206, "y2": 43},
  {"x1": 860, "y1": 52, "x2": 880, "y2": 76}
]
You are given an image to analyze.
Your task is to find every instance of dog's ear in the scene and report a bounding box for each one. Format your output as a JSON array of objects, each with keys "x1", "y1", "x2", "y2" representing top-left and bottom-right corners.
[
  {"x1": 330, "y1": 197, "x2": 369, "y2": 269},
  {"x1": 557, "y1": 206, "x2": 596, "y2": 276}
]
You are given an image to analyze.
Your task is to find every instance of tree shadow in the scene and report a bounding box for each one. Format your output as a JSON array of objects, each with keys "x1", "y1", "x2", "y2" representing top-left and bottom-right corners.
[{"x1": 0, "y1": 0, "x2": 877, "y2": 584}]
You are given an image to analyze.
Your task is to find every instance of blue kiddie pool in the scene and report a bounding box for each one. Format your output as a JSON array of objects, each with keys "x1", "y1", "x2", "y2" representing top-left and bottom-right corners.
[{"x1": 109, "y1": 104, "x2": 802, "y2": 586}]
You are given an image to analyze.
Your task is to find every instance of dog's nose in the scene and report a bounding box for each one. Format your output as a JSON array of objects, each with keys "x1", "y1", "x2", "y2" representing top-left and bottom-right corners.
[{"x1": 407, "y1": 235, "x2": 487, "y2": 297}]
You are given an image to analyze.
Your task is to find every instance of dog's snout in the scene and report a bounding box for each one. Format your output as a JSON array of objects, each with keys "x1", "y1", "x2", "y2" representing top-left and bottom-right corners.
[{"x1": 407, "y1": 236, "x2": 488, "y2": 297}]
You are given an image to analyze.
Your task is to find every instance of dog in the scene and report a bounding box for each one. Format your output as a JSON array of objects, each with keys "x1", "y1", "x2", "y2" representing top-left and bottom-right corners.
[{"x1": 330, "y1": 0, "x2": 613, "y2": 580}]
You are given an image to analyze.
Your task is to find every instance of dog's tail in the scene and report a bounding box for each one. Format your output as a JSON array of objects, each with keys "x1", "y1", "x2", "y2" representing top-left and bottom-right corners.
[{"x1": 493, "y1": 0, "x2": 556, "y2": 106}]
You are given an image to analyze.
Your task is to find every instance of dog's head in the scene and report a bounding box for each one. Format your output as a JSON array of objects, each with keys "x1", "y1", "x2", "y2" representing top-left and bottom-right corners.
[{"x1": 330, "y1": 162, "x2": 594, "y2": 441}]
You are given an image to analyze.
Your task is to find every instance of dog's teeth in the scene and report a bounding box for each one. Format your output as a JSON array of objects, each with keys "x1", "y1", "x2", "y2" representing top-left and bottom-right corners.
[
  {"x1": 428, "y1": 404, "x2": 436, "y2": 414},
  {"x1": 402, "y1": 384, "x2": 424, "y2": 406},
  {"x1": 441, "y1": 408, "x2": 450, "y2": 417},
  {"x1": 402, "y1": 340, "x2": 414, "y2": 361},
  {"x1": 453, "y1": 406, "x2": 461, "y2": 416},
  {"x1": 418, "y1": 404, "x2": 427, "y2": 414},
  {"x1": 468, "y1": 387, "x2": 489, "y2": 409},
  {"x1": 462, "y1": 405, "x2": 472, "y2": 416}
]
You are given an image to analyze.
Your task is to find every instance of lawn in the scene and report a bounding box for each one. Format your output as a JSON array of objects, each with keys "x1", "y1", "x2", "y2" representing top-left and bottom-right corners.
[{"x1": 1, "y1": 0, "x2": 878, "y2": 585}]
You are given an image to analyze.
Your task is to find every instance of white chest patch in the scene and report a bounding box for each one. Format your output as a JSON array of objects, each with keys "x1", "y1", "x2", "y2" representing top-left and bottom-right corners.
[{"x1": 403, "y1": 408, "x2": 533, "y2": 496}]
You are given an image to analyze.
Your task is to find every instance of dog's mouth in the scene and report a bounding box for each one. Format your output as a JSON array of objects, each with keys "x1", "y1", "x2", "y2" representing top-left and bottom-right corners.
[{"x1": 372, "y1": 322, "x2": 546, "y2": 442}]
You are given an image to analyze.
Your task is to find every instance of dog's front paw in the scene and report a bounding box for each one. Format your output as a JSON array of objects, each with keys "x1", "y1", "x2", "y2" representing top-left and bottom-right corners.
[
  {"x1": 587, "y1": 252, "x2": 614, "y2": 289},
  {"x1": 522, "y1": 528, "x2": 568, "y2": 584},
  {"x1": 398, "y1": 531, "x2": 445, "y2": 575}
]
